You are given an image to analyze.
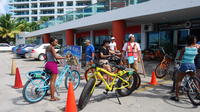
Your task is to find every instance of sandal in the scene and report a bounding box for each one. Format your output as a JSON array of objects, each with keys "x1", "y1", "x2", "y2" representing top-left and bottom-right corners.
[
  {"x1": 170, "y1": 96, "x2": 179, "y2": 102},
  {"x1": 49, "y1": 97, "x2": 60, "y2": 101}
]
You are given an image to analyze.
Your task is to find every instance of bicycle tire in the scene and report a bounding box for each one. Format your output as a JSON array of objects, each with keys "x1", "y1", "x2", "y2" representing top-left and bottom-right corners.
[
  {"x1": 78, "y1": 77, "x2": 96, "y2": 110},
  {"x1": 85, "y1": 67, "x2": 102, "y2": 87},
  {"x1": 116, "y1": 72, "x2": 137, "y2": 96},
  {"x1": 64, "y1": 70, "x2": 80, "y2": 90},
  {"x1": 22, "y1": 78, "x2": 47, "y2": 103},
  {"x1": 155, "y1": 63, "x2": 168, "y2": 78},
  {"x1": 187, "y1": 77, "x2": 200, "y2": 106},
  {"x1": 135, "y1": 72, "x2": 141, "y2": 90}
]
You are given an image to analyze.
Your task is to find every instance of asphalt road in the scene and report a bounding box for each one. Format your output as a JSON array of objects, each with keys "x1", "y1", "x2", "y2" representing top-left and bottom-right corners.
[{"x1": 0, "y1": 52, "x2": 199, "y2": 112}]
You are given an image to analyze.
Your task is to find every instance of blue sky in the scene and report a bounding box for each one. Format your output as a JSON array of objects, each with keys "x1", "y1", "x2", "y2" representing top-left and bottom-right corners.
[{"x1": 0, "y1": 0, "x2": 8, "y2": 14}]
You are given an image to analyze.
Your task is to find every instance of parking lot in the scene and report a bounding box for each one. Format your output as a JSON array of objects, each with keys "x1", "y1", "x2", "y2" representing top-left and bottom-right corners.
[{"x1": 0, "y1": 52, "x2": 199, "y2": 112}]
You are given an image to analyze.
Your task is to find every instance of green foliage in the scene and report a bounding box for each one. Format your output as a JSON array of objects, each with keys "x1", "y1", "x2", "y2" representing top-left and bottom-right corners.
[
  {"x1": 0, "y1": 14, "x2": 21, "y2": 39},
  {"x1": 0, "y1": 14, "x2": 49, "y2": 42}
]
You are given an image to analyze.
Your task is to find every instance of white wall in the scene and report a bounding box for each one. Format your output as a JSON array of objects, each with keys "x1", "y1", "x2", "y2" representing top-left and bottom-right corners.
[{"x1": 24, "y1": 0, "x2": 200, "y2": 38}]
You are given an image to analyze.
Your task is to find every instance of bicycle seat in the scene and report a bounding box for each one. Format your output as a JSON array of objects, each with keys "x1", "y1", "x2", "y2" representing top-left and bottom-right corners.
[
  {"x1": 114, "y1": 65, "x2": 126, "y2": 70},
  {"x1": 185, "y1": 70, "x2": 194, "y2": 73},
  {"x1": 44, "y1": 69, "x2": 52, "y2": 75}
]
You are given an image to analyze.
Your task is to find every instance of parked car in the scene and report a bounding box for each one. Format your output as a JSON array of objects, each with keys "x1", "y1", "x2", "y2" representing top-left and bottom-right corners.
[
  {"x1": 12, "y1": 44, "x2": 25, "y2": 53},
  {"x1": 16, "y1": 44, "x2": 36, "y2": 57},
  {"x1": 0, "y1": 43, "x2": 15, "y2": 52},
  {"x1": 26, "y1": 44, "x2": 60, "y2": 61}
]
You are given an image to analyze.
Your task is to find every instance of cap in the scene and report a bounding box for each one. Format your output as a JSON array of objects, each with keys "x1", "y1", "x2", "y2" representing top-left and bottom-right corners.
[
  {"x1": 129, "y1": 34, "x2": 135, "y2": 38},
  {"x1": 111, "y1": 37, "x2": 115, "y2": 40},
  {"x1": 84, "y1": 39, "x2": 91, "y2": 43}
]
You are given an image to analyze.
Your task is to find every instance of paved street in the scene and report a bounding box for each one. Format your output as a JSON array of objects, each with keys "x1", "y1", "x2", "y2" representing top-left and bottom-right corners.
[{"x1": 0, "y1": 52, "x2": 199, "y2": 112}]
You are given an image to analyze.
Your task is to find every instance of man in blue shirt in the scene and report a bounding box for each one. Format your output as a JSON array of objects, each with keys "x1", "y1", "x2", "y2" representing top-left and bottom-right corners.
[{"x1": 85, "y1": 40, "x2": 95, "y2": 65}]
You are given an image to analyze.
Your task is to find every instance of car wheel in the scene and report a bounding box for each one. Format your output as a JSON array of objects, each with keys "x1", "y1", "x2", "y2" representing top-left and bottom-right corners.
[
  {"x1": 25, "y1": 53, "x2": 29, "y2": 58},
  {"x1": 38, "y1": 54, "x2": 45, "y2": 61}
]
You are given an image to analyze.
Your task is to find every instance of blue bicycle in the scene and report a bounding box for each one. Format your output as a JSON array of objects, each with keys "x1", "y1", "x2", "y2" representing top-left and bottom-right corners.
[{"x1": 22, "y1": 62, "x2": 80, "y2": 103}]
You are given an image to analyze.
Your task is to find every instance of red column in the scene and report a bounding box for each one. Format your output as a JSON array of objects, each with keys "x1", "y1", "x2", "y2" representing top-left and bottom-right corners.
[
  {"x1": 66, "y1": 29, "x2": 74, "y2": 45},
  {"x1": 42, "y1": 34, "x2": 50, "y2": 43},
  {"x1": 112, "y1": 20, "x2": 126, "y2": 50}
]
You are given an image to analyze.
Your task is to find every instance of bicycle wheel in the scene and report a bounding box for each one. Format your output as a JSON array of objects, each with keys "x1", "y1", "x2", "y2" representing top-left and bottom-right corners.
[
  {"x1": 155, "y1": 63, "x2": 168, "y2": 78},
  {"x1": 78, "y1": 77, "x2": 96, "y2": 110},
  {"x1": 85, "y1": 67, "x2": 102, "y2": 87},
  {"x1": 65, "y1": 70, "x2": 80, "y2": 90},
  {"x1": 22, "y1": 78, "x2": 48, "y2": 103},
  {"x1": 116, "y1": 72, "x2": 137, "y2": 96},
  {"x1": 135, "y1": 73, "x2": 141, "y2": 90},
  {"x1": 187, "y1": 77, "x2": 200, "y2": 106}
]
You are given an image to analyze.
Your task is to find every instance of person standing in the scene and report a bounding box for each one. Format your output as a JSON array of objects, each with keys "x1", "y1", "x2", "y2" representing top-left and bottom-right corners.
[
  {"x1": 122, "y1": 34, "x2": 141, "y2": 72},
  {"x1": 85, "y1": 39, "x2": 95, "y2": 66},
  {"x1": 45, "y1": 38, "x2": 65, "y2": 101},
  {"x1": 109, "y1": 37, "x2": 117, "y2": 51}
]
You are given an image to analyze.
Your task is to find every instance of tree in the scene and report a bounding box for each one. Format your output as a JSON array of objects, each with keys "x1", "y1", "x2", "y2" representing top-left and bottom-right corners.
[{"x1": 0, "y1": 14, "x2": 22, "y2": 43}]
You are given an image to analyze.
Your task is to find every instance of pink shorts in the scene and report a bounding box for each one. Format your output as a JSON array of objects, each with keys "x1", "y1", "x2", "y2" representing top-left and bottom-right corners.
[{"x1": 45, "y1": 62, "x2": 58, "y2": 74}]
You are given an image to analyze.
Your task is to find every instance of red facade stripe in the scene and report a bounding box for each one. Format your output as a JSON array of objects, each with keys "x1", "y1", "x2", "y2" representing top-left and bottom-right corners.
[
  {"x1": 94, "y1": 29, "x2": 109, "y2": 36},
  {"x1": 76, "y1": 32, "x2": 90, "y2": 38},
  {"x1": 126, "y1": 25, "x2": 141, "y2": 34}
]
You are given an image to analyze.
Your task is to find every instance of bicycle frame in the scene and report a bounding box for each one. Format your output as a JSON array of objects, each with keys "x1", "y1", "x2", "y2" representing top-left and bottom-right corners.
[
  {"x1": 91, "y1": 67, "x2": 132, "y2": 93},
  {"x1": 182, "y1": 74, "x2": 199, "y2": 92},
  {"x1": 26, "y1": 64, "x2": 72, "y2": 92},
  {"x1": 55, "y1": 64, "x2": 71, "y2": 87}
]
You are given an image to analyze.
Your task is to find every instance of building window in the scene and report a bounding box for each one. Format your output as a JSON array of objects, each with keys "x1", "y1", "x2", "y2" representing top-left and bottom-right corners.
[
  {"x1": 40, "y1": 10, "x2": 54, "y2": 14},
  {"x1": 14, "y1": 0, "x2": 29, "y2": 2},
  {"x1": 40, "y1": 2, "x2": 54, "y2": 7},
  {"x1": 147, "y1": 31, "x2": 173, "y2": 52},
  {"x1": 15, "y1": 11, "x2": 29, "y2": 15},
  {"x1": 32, "y1": 17, "x2": 37, "y2": 21},
  {"x1": 76, "y1": 1, "x2": 91, "y2": 6},
  {"x1": 32, "y1": 10, "x2": 37, "y2": 14},
  {"x1": 57, "y1": 9, "x2": 64, "y2": 14},
  {"x1": 57, "y1": 2, "x2": 63, "y2": 7},
  {"x1": 31, "y1": 3, "x2": 37, "y2": 8},
  {"x1": 178, "y1": 29, "x2": 189, "y2": 49},
  {"x1": 66, "y1": 1, "x2": 73, "y2": 6},
  {"x1": 14, "y1": 4, "x2": 29, "y2": 9},
  {"x1": 97, "y1": 8, "x2": 106, "y2": 12},
  {"x1": 84, "y1": 7, "x2": 92, "y2": 13}
]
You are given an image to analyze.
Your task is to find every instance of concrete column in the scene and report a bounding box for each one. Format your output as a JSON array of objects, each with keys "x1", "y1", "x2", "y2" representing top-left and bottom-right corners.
[
  {"x1": 112, "y1": 20, "x2": 126, "y2": 50},
  {"x1": 42, "y1": 34, "x2": 50, "y2": 43},
  {"x1": 141, "y1": 24, "x2": 147, "y2": 50},
  {"x1": 66, "y1": 29, "x2": 74, "y2": 45},
  {"x1": 173, "y1": 30, "x2": 178, "y2": 47},
  {"x1": 90, "y1": 30, "x2": 94, "y2": 44}
]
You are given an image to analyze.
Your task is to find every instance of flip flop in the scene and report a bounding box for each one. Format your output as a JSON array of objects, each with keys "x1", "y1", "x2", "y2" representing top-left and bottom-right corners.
[{"x1": 49, "y1": 97, "x2": 60, "y2": 101}]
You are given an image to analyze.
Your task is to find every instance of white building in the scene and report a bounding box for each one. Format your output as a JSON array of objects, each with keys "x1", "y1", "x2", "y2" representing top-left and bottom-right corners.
[
  {"x1": 14, "y1": 0, "x2": 200, "y2": 52},
  {"x1": 8, "y1": 0, "x2": 98, "y2": 22}
]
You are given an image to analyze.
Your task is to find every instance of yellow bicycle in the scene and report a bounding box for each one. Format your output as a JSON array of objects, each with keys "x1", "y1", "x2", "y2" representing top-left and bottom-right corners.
[{"x1": 78, "y1": 64, "x2": 140, "y2": 110}]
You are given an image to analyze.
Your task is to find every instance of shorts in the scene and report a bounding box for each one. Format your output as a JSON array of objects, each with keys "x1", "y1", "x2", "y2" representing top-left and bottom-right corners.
[
  {"x1": 179, "y1": 63, "x2": 196, "y2": 73},
  {"x1": 99, "y1": 59, "x2": 109, "y2": 65},
  {"x1": 45, "y1": 61, "x2": 58, "y2": 74}
]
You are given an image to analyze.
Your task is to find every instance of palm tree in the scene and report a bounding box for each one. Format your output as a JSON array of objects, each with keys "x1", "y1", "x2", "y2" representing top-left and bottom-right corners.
[{"x1": 0, "y1": 14, "x2": 22, "y2": 43}]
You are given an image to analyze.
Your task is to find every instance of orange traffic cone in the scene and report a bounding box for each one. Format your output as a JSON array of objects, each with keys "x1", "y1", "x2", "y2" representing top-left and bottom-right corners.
[
  {"x1": 149, "y1": 71, "x2": 159, "y2": 85},
  {"x1": 12, "y1": 67, "x2": 23, "y2": 89},
  {"x1": 65, "y1": 82, "x2": 77, "y2": 112}
]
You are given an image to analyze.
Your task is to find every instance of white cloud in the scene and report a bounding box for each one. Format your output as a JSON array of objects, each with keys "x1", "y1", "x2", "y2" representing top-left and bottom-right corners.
[{"x1": 0, "y1": 0, "x2": 8, "y2": 14}]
